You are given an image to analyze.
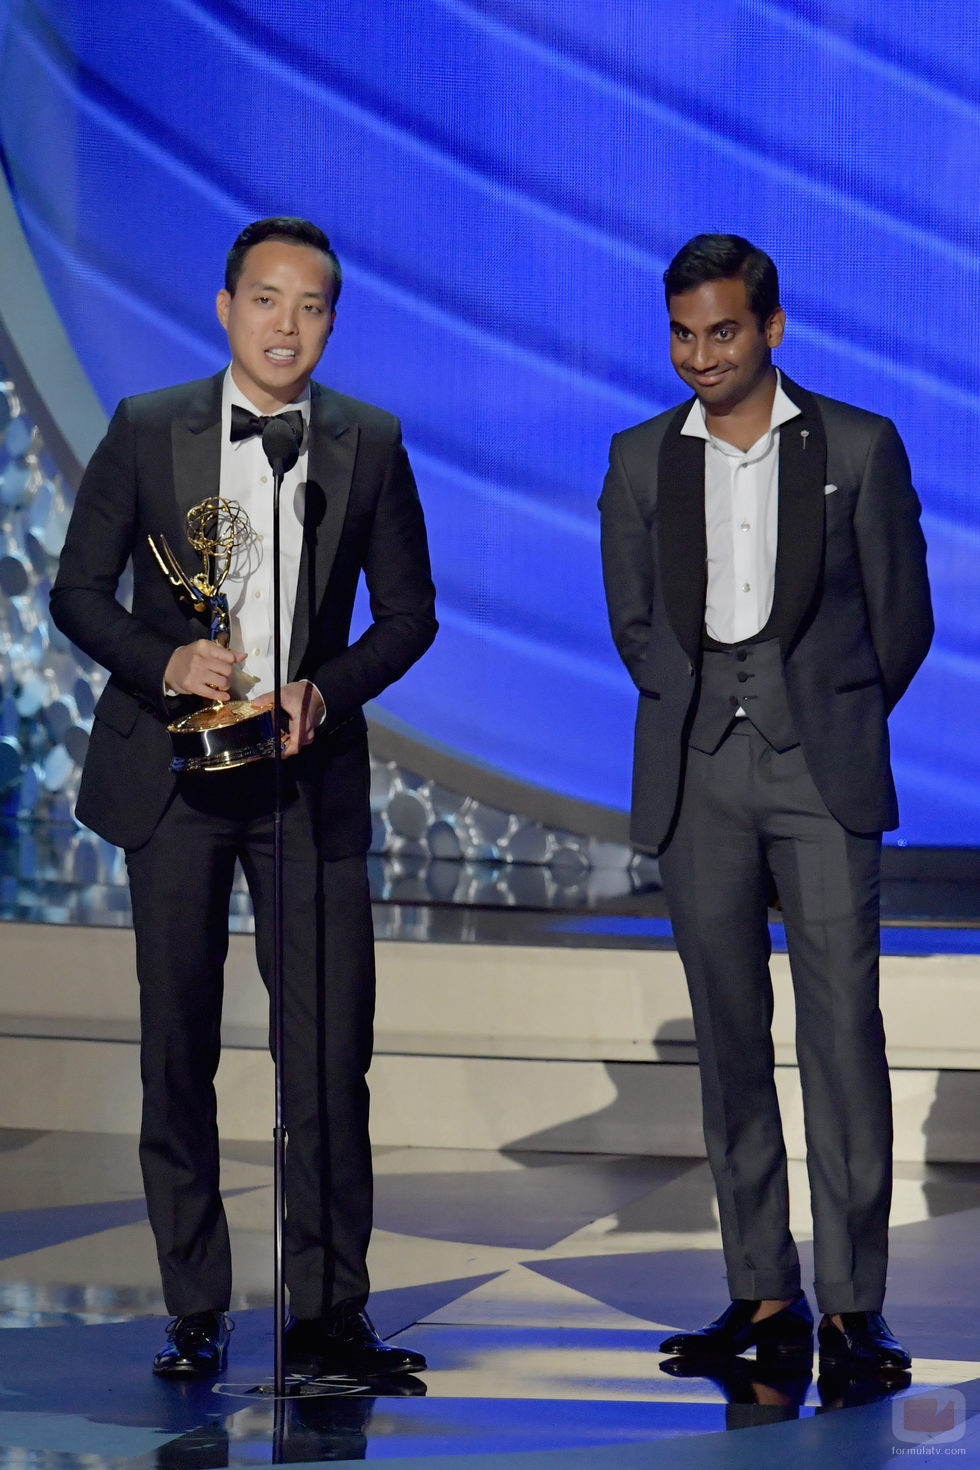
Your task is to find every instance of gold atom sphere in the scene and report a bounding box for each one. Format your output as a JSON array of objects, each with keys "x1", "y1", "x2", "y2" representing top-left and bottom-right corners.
[{"x1": 185, "y1": 497, "x2": 251, "y2": 556}]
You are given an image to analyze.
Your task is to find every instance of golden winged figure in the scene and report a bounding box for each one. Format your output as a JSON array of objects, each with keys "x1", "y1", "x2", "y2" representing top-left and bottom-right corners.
[{"x1": 148, "y1": 496, "x2": 252, "y2": 645}]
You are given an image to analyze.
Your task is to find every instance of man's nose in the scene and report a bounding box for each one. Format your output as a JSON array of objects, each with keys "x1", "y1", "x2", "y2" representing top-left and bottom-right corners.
[
  {"x1": 689, "y1": 337, "x2": 715, "y2": 369},
  {"x1": 276, "y1": 309, "x2": 299, "y2": 335}
]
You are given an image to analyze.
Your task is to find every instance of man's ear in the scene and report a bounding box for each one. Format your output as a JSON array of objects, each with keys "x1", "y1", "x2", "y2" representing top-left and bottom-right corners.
[
  {"x1": 216, "y1": 289, "x2": 231, "y2": 329},
  {"x1": 766, "y1": 307, "x2": 786, "y2": 349}
]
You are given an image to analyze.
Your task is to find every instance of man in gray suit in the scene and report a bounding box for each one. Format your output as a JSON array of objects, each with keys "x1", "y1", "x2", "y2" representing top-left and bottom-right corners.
[{"x1": 599, "y1": 235, "x2": 932, "y2": 1375}]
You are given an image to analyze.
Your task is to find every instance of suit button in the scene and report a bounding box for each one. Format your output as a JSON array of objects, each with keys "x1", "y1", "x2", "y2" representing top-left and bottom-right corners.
[
  {"x1": 737, "y1": 649, "x2": 748, "y2": 662},
  {"x1": 729, "y1": 695, "x2": 739, "y2": 706},
  {"x1": 737, "y1": 672, "x2": 749, "y2": 683}
]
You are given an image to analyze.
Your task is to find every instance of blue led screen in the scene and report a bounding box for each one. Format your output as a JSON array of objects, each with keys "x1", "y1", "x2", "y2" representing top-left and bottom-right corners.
[{"x1": 1, "y1": 0, "x2": 978, "y2": 843}]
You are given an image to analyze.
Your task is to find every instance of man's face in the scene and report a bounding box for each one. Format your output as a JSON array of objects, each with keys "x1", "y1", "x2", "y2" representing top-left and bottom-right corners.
[
  {"x1": 216, "y1": 240, "x2": 337, "y2": 412},
  {"x1": 667, "y1": 276, "x2": 784, "y2": 413}
]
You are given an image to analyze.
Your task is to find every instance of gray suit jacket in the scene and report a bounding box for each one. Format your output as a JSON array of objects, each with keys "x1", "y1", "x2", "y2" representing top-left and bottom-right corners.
[
  {"x1": 51, "y1": 372, "x2": 437, "y2": 853},
  {"x1": 599, "y1": 375, "x2": 933, "y2": 852}
]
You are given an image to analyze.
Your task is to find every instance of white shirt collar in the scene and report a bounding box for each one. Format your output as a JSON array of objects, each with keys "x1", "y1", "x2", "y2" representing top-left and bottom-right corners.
[{"x1": 680, "y1": 368, "x2": 800, "y2": 451}]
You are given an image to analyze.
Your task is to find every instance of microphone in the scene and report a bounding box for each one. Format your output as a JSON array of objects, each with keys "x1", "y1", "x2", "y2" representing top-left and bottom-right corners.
[{"x1": 261, "y1": 415, "x2": 301, "y2": 477}]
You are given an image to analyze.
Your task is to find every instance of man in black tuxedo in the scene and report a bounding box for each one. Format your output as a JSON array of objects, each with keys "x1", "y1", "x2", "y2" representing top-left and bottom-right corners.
[
  {"x1": 599, "y1": 235, "x2": 932, "y2": 1374},
  {"x1": 50, "y1": 217, "x2": 437, "y2": 1378}
]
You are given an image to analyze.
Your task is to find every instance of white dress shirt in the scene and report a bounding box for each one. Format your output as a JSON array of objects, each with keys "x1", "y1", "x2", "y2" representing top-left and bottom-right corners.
[
  {"x1": 681, "y1": 369, "x2": 800, "y2": 644},
  {"x1": 219, "y1": 369, "x2": 310, "y2": 701}
]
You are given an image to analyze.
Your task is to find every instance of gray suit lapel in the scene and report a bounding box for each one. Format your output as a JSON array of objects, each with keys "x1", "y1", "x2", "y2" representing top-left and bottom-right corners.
[
  {"x1": 288, "y1": 383, "x2": 357, "y2": 680},
  {"x1": 770, "y1": 375, "x2": 827, "y2": 652},
  {"x1": 657, "y1": 402, "x2": 707, "y2": 661}
]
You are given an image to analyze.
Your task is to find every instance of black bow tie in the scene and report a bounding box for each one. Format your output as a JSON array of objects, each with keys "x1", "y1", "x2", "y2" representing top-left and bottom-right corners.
[{"x1": 230, "y1": 404, "x2": 305, "y2": 446}]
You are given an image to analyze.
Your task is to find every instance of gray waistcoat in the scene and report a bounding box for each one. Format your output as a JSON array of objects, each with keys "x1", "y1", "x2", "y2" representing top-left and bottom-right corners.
[{"x1": 688, "y1": 637, "x2": 799, "y2": 754}]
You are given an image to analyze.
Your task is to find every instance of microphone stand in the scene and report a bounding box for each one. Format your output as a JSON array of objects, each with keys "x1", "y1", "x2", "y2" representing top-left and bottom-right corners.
[
  {"x1": 260, "y1": 417, "x2": 301, "y2": 1400},
  {"x1": 272, "y1": 461, "x2": 287, "y2": 1398}
]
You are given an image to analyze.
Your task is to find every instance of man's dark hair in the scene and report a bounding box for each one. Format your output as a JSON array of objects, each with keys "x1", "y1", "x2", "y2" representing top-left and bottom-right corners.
[
  {"x1": 225, "y1": 217, "x2": 343, "y2": 305},
  {"x1": 663, "y1": 234, "x2": 779, "y2": 329}
]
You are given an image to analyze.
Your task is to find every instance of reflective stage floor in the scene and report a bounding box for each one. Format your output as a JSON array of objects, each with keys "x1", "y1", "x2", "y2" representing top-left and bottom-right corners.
[{"x1": 0, "y1": 1132, "x2": 979, "y2": 1466}]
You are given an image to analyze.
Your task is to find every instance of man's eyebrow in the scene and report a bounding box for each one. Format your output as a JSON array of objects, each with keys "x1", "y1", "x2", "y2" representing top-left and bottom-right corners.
[
  {"x1": 670, "y1": 316, "x2": 740, "y2": 332},
  {"x1": 247, "y1": 281, "x2": 327, "y2": 298}
]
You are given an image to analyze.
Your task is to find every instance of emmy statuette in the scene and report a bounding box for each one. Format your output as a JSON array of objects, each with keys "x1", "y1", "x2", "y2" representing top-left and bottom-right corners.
[{"x1": 148, "y1": 497, "x2": 283, "y2": 771}]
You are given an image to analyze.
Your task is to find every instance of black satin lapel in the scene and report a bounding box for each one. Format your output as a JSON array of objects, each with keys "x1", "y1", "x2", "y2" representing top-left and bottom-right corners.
[
  {"x1": 169, "y1": 389, "x2": 222, "y2": 580},
  {"x1": 770, "y1": 382, "x2": 827, "y2": 651},
  {"x1": 287, "y1": 406, "x2": 357, "y2": 680},
  {"x1": 657, "y1": 403, "x2": 707, "y2": 660}
]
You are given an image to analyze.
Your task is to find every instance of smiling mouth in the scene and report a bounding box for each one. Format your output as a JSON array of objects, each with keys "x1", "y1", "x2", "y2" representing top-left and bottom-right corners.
[{"x1": 265, "y1": 348, "x2": 297, "y2": 363}]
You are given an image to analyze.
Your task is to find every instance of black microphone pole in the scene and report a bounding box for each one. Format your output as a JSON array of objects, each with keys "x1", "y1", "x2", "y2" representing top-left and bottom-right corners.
[{"x1": 260, "y1": 415, "x2": 301, "y2": 1399}]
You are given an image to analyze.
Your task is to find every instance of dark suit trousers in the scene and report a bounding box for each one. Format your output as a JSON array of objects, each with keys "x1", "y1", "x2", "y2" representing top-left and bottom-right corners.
[
  {"x1": 125, "y1": 763, "x2": 375, "y2": 1319},
  {"x1": 658, "y1": 722, "x2": 892, "y2": 1314}
]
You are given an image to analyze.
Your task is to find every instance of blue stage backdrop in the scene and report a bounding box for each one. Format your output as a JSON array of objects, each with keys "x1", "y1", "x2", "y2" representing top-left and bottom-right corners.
[{"x1": 0, "y1": 0, "x2": 977, "y2": 845}]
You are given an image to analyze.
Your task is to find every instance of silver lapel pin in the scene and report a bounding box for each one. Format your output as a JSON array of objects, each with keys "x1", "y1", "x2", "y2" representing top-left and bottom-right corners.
[{"x1": 800, "y1": 429, "x2": 810, "y2": 450}]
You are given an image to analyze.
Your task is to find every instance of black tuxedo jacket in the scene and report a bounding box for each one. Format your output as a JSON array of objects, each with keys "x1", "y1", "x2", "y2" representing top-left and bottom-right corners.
[
  {"x1": 599, "y1": 375, "x2": 932, "y2": 852},
  {"x1": 51, "y1": 371, "x2": 437, "y2": 854}
]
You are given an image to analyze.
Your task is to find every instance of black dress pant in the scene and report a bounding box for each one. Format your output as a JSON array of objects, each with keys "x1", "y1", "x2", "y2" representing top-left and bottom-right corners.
[
  {"x1": 125, "y1": 763, "x2": 375, "y2": 1318},
  {"x1": 658, "y1": 722, "x2": 891, "y2": 1314}
]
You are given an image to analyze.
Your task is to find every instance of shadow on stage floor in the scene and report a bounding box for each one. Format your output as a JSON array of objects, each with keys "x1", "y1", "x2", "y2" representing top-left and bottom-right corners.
[{"x1": 0, "y1": 1129, "x2": 978, "y2": 1467}]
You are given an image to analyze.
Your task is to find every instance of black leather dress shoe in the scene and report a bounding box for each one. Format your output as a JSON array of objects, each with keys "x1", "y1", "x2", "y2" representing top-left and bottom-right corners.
[
  {"x1": 817, "y1": 1312, "x2": 911, "y2": 1374},
  {"x1": 153, "y1": 1311, "x2": 230, "y2": 1377},
  {"x1": 284, "y1": 1303, "x2": 427, "y2": 1378},
  {"x1": 659, "y1": 1292, "x2": 813, "y2": 1365}
]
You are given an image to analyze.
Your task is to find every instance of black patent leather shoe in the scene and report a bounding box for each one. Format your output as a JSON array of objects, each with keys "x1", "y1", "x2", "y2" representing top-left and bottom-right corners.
[
  {"x1": 153, "y1": 1311, "x2": 231, "y2": 1377},
  {"x1": 817, "y1": 1312, "x2": 911, "y2": 1374},
  {"x1": 659, "y1": 1291, "x2": 814, "y2": 1365},
  {"x1": 284, "y1": 1303, "x2": 427, "y2": 1378}
]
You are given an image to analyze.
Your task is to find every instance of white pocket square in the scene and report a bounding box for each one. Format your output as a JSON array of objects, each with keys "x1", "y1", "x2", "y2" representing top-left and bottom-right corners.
[{"x1": 824, "y1": 483, "x2": 838, "y2": 496}]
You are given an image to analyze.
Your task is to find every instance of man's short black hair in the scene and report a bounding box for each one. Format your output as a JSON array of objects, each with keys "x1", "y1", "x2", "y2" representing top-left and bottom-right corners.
[
  {"x1": 663, "y1": 234, "x2": 779, "y2": 329},
  {"x1": 225, "y1": 217, "x2": 343, "y2": 305}
]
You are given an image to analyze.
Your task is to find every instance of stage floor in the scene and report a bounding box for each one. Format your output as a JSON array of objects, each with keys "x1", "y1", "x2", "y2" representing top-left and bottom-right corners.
[{"x1": 0, "y1": 1130, "x2": 978, "y2": 1467}]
